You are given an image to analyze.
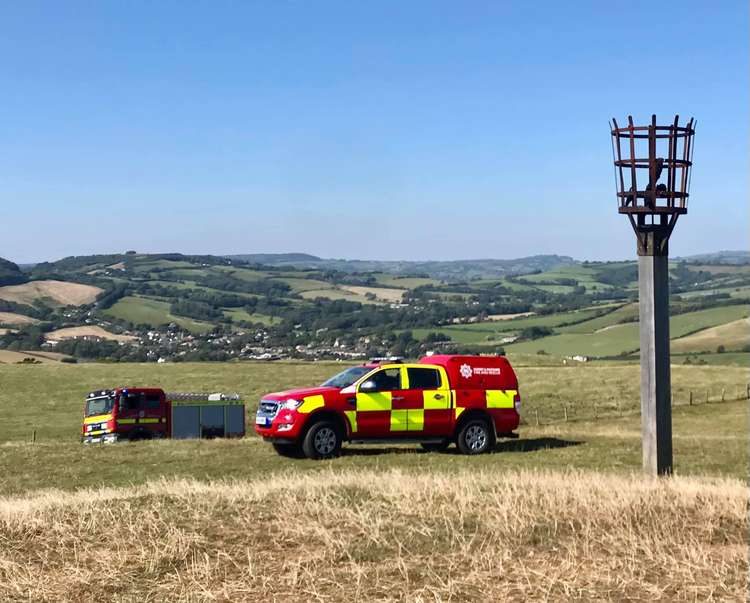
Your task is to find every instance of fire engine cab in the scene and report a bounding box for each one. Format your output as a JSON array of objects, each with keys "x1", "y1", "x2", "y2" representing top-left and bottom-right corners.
[
  {"x1": 255, "y1": 355, "x2": 520, "y2": 459},
  {"x1": 82, "y1": 388, "x2": 244, "y2": 443}
]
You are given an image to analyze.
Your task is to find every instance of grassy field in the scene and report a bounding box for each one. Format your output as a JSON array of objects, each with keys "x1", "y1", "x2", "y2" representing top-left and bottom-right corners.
[
  {"x1": 0, "y1": 360, "x2": 746, "y2": 600},
  {"x1": 104, "y1": 296, "x2": 214, "y2": 334},
  {"x1": 0, "y1": 360, "x2": 745, "y2": 472}
]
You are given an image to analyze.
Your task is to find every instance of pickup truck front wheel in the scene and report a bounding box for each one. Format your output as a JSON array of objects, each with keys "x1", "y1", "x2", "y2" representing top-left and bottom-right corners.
[
  {"x1": 456, "y1": 418, "x2": 495, "y2": 455},
  {"x1": 302, "y1": 420, "x2": 342, "y2": 460}
]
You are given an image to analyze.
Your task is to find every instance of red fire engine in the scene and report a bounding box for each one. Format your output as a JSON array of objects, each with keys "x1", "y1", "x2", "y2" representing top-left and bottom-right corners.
[
  {"x1": 255, "y1": 355, "x2": 520, "y2": 459},
  {"x1": 82, "y1": 388, "x2": 244, "y2": 443}
]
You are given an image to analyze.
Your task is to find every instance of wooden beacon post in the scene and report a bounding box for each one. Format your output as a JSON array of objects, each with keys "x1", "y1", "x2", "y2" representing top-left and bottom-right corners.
[{"x1": 610, "y1": 114, "x2": 696, "y2": 476}]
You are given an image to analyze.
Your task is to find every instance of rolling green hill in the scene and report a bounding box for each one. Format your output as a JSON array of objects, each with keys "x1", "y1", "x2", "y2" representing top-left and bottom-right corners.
[{"x1": 0, "y1": 251, "x2": 746, "y2": 364}]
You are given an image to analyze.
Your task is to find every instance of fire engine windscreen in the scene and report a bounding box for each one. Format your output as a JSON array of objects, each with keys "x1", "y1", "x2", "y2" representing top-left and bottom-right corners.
[
  {"x1": 321, "y1": 366, "x2": 372, "y2": 388},
  {"x1": 85, "y1": 395, "x2": 115, "y2": 416}
]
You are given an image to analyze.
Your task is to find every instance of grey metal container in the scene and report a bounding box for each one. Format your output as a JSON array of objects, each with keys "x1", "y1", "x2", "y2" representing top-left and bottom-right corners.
[{"x1": 169, "y1": 393, "x2": 245, "y2": 439}]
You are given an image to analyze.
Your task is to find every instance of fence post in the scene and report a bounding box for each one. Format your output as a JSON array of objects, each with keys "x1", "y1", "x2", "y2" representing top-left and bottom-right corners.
[
  {"x1": 746, "y1": 383, "x2": 749, "y2": 400},
  {"x1": 721, "y1": 388, "x2": 725, "y2": 402},
  {"x1": 31, "y1": 430, "x2": 36, "y2": 444},
  {"x1": 689, "y1": 390, "x2": 693, "y2": 406},
  {"x1": 705, "y1": 390, "x2": 709, "y2": 404},
  {"x1": 534, "y1": 409, "x2": 540, "y2": 426},
  {"x1": 563, "y1": 405, "x2": 568, "y2": 422}
]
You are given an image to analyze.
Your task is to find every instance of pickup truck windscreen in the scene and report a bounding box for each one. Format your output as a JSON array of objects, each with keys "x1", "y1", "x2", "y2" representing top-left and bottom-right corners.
[{"x1": 321, "y1": 366, "x2": 372, "y2": 388}]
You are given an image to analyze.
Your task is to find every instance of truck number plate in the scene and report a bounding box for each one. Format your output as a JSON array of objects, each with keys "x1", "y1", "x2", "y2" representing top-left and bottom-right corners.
[{"x1": 255, "y1": 416, "x2": 271, "y2": 426}]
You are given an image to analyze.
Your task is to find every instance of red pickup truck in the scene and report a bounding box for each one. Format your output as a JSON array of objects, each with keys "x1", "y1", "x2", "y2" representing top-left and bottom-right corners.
[{"x1": 255, "y1": 355, "x2": 520, "y2": 459}]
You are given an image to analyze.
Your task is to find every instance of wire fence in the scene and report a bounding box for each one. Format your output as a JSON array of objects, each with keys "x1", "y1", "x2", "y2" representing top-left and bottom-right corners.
[{"x1": 522, "y1": 383, "x2": 750, "y2": 427}]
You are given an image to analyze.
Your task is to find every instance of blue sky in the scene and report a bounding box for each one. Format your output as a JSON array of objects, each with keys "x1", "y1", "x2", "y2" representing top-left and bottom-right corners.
[{"x1": 1, "y1": 1, "x2": 747, "y2": 263}]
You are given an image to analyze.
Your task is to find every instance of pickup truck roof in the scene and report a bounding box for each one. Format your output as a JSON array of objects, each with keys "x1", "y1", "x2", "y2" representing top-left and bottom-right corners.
[{"x1": 420, "y1": 354, "x2": 517, "y2": 391}]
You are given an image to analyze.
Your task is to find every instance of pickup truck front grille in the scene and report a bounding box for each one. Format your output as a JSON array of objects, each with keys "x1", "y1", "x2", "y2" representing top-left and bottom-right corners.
[{"x1": 258, "y1": 400, "x2": 279, "y2": 417}]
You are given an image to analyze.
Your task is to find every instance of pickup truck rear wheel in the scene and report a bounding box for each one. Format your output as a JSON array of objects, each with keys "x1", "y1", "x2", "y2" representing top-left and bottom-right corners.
[
  {"x1": 456, "y1": 418, "x2": 495, "y2": 455},
  {"x1": 302, "y1": 420, "x2": 342, "y2": 460}
]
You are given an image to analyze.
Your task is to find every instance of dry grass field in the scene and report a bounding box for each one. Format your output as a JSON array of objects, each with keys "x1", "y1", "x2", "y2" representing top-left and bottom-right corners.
[
  {"x1": 340, "y1": 285, "x2": 406, "y2": 302},
  {"x1": 0, "y1": 350, "x2": 69, "y2": 364},
  {"x1": 0, "y1": 469, "x2": 745, "y2": 602},
  {"x1": 671, "y1": 317, "x2": 749, "y2": 353},
  {"x1": 45, "y1": 326, "x2": 137, "y2": 343},
  {"x1": 0, "y1": 280, "x2": 103, "y2": 306},
  {"x1": 0, "y1": 312, "x2": 38, "y2": 325}
]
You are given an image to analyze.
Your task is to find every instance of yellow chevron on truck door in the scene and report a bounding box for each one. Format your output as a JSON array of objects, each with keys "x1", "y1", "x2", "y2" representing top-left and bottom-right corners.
[
  {"x1": 422, "y1": 390, "x2": 451, "y2": 410},
  {"x1": 357, "y1": 391, "x2": 392, "y2": 411}
]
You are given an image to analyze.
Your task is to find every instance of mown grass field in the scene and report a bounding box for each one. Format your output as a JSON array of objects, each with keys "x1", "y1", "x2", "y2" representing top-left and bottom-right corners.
[
  {"x1": 0, "y1": 360, "x2": 746, "y2": 601},
  {"x1": 103, "y1": 295, "x2": 214, "y2": 334}
]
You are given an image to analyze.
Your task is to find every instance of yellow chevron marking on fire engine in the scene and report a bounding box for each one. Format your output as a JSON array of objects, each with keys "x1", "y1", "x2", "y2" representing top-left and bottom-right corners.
[
  {"x1": 83, "y1": 414, "x2": 112, "y2": 425},
  {"x1": 454, "y1": 407, "x2": 466, "y2": 420},
  {"x1": 357, "y1": 392, "x2": 392, "y2": 411},
  {"x1": 298, "y1": 394, "x2": 326, "y2": 414},
  {"x1": 344, "y1": 410, "x2": 357, "y2": 433},
  {"x1": 407, "y1": 409, "x2": 424, "y2": 431},
  {"x1": 117, "y1": 418, "x2": 137, "y2": 424},
  {"x1": 390, "y1": 409, "x2": 408, "y2": 431},
  {"x1": 422, "y1": 390, "x2": 450, "y2": 410},
  {"x1": 486, "y1": 390, "x2": 516, "y2": 409}
]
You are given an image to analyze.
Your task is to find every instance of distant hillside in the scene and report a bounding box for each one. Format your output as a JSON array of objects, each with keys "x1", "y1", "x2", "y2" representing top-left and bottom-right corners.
[
  {"x1": 226, "y1": 253, "x2": 578, "y2": 280},
  {"x1": 677, "y1": 250, "x2": 749, "y2": 265},
  {"x1": 0, "y1": 258, "x2": 28, "y2": 287}
]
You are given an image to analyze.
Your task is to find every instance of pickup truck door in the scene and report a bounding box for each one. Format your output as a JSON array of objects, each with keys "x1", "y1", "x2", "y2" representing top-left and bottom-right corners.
[
  {"x1": 398, "y1": 366, "x2": 453, "y2": 436},
  {"x1": 355, "y1": 367, "x2": 403, "y2": 438}
]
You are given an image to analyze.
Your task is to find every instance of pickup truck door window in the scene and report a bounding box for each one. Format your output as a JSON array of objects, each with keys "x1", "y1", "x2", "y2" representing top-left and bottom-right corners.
[
  {"x1": 355, "y1": 368, "x2": 402, "y2": 437},
  {"x1": 401, "y1": 367, "x2": 452, "y2": 436}
]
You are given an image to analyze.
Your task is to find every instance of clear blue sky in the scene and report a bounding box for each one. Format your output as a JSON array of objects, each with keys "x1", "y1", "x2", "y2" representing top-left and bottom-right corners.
[{"x1": 1, "y1": 1, "x2": 747, "y2": 263}]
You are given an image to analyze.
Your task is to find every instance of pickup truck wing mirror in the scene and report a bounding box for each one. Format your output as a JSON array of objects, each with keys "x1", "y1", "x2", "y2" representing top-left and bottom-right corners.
[{"x1": 359, "y1": 380, "x2": 377, "y2": 393}]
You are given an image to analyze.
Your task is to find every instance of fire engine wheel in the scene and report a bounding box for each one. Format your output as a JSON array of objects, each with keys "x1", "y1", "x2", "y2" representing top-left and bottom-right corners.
[
  {"x1": 456, "y1": 418, "x2": 495, "y2": 455},
  {"x1": 302, "y1": 420, "x2": 342, "y2": 460}
]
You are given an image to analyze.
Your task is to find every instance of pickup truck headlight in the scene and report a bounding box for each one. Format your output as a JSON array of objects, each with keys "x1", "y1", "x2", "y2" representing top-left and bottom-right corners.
[{"x1": 281, "y1": 399, "x2": 302, "y2": 410}]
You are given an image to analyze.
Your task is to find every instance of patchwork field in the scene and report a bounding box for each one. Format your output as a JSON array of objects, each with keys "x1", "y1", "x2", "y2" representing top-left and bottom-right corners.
[{"x1": 0, "y1": 280, "x2": 103, "y2": 306}]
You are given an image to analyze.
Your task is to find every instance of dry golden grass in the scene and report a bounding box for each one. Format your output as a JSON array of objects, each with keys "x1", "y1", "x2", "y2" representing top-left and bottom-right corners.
[
  {"x1": 672, "y1": 317, "x2": 750, "y2": 353},
  {"x1": 0, "y1": 280, "x2": 102, "y2": 306},
  {"x1": 0, "y1": 350, "x2": 65, "y2": 364},
  {"x1": 340, "y1": 285, "x2": 406, "y2": 302},
  {"x1": 45, "y1": 326, "x2": 137, "y2": 343},
  {"x1": 0, "y1": 468, "x2": 745, "y2": 602},
  {"x1": 0, "y1": 312, "x2": 38, "y2": 325}
]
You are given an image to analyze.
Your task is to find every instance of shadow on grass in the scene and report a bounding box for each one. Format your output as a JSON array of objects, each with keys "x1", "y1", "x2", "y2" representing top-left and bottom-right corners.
[
  {"x1": 339, "y1": 437, "x2": 584, "y2": 457},
  {"x1": 491, "y1": 437, "x2": 583, "y2": 453}
]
